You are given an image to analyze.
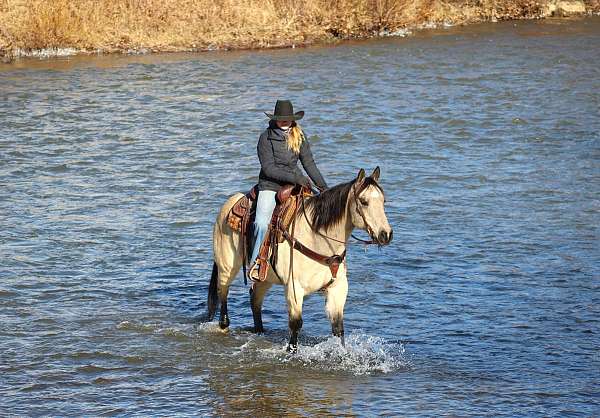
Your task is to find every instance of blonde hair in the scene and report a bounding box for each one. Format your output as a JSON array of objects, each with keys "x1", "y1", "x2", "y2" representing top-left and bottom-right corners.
[{"x1": 286, "y1": 123, "x2": 305, "y2": 154}]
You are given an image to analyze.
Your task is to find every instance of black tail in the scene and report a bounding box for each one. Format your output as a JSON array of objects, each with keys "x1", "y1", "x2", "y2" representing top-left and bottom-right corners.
[{"x1": 206, "y1": 262, "x2": 218, "y2": 321}]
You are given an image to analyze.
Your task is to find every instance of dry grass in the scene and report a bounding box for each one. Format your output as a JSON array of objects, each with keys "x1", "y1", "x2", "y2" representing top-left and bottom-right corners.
[
  {"x1": 0, "y1": 0, "x2": 416, "y2": 54},
  {"x1": 1, "y1": 0, "x2": 598, "y2": 58}
]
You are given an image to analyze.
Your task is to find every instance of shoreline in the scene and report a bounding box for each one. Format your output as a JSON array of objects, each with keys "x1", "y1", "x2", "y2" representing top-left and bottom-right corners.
[{"x1": 1, "y1": 0, "x2": 598, "y2": 63}]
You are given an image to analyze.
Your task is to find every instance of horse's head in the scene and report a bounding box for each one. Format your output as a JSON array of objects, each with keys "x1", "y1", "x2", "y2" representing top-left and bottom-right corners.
[{"x1": 349, "y1": 167, "x2": 393, "y2": 245}]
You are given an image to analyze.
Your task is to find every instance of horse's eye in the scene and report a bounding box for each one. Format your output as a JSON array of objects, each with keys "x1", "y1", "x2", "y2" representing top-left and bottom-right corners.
[{"x1": 359, "y1": 199, "x2": 369, "y2": 206}]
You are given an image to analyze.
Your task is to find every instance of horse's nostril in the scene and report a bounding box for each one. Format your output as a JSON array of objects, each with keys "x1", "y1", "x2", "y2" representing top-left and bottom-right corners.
[
  {"x1": 378, "y1": 230, "x2": 392, "y2": 244},
  {"x1": 388, "y1": 230, "x2": 393, "y2": 242}
]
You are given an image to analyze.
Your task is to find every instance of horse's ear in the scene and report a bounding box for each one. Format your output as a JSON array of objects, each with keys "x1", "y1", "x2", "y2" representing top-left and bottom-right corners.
[
  {"x1": 371, "y1": 166, "x2": 380, "y2": 182},
  {"x1": 356, "y1": 168, "x2": 366, "y2": 183}
]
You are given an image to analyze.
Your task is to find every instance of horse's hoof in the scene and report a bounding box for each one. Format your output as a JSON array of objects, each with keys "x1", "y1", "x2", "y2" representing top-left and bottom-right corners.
[
  {"x1": 286, "y1": 344, "x2": 298, "y2": 354},
  {"x1": 253, "y1": 326, "x2": 264, "y2": 334},
  {"x1": 219, "y1": 315, "x2": 230, "y2": 330}
]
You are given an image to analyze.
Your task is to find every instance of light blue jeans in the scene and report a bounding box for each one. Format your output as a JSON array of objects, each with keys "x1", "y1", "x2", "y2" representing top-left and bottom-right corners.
[{"x1": 250, "y1": 190, "x2": 277, "y2": 264}]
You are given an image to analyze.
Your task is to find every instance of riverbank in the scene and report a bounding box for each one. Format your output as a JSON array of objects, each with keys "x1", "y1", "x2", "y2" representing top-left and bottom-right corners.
[{"x1": 1, "y1": 0, "x2": 598, "y2": 61}]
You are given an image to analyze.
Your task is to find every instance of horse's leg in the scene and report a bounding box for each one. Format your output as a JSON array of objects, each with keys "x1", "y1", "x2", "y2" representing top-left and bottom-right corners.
[
  {"x1": 286, "y1": 282, "x2": 305, "y2": 353},
  {"x1": 250, "y1": 281, "x2": 272, "y2": 333},
  {"x1": 206, "y1": 261, "x2": 235, "y2": 326},
  {"x1": 211, "y1": 193, "x2": 244, "y2": 329},
  {"x1": 218, "y1": 281, "x2": 230, "y2": 329},
  {"x1": 213, "y1": 234, "x2": 241, "y2": 330},
  {"x1": 325, "y1": 276, "x2": 348, "y2": 346},
  {"x1": 215, "y1": 258, "x2": 243, "y2": 330}
]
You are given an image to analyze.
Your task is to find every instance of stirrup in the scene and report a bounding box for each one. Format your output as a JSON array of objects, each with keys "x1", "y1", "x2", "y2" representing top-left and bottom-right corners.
[
  {"x1": 249, "y1": 257, "x2": 270, "y2": 282},
  {"x1": 248, "y1": 261, "x2": 260, "y2": 281}
]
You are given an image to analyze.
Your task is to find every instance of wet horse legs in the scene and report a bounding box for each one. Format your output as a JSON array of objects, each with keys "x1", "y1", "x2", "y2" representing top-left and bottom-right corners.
[
  {"x1": 331, "y1": 315, "x2": 345, "y2": 346},
  {"x1": 287, "y1": 317, "x2": 303, "y2": 353},
  {"x1": 218, "y1": 285, "x2": 230, "y2": 329},
  {"x1": 286, "y1": 283, "x2": 305, "y2": 353},
  {"x1": 326, "y1": 277, "x2": 348, "y2": 347},
  {"x1": 250, "y1": 281, "x2": 272, "y2": 333}
]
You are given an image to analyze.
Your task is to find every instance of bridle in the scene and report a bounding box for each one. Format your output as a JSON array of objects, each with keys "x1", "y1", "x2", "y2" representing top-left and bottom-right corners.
[{"x1": 350, "y1": 181, "x2": 381, "y2": 246}]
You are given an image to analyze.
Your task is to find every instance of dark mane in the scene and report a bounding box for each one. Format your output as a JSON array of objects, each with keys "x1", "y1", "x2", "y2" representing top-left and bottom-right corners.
[{"x1": 305, "y1": 177, "x2": 383, "y2": 231}]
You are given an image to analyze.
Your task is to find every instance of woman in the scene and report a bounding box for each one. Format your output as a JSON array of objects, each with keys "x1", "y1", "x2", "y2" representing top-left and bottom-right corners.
[{"x1": 249, "y1": 99, "x2": 328, "y2": 279}]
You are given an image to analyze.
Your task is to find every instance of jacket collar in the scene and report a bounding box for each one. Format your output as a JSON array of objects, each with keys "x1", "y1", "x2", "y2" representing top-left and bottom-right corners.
[{"x1": 267, "y1": 120, "x2": 288, "y2": 141}]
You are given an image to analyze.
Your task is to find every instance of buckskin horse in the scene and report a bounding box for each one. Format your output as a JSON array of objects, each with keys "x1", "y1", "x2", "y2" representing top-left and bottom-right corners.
[{"x1": 205, "y1": 167, "x2": 393, "y2": 352}]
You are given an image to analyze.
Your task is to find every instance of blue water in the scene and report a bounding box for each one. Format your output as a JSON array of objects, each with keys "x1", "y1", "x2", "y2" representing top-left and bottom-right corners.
[{"x1": 1, "y1": 17, "x2": 599, "y2": 416}]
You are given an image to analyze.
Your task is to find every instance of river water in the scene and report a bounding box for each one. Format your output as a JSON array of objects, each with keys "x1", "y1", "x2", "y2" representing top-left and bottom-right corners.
[{"x1": 1, "y1": 17, "x2": 599, "y2": 416}]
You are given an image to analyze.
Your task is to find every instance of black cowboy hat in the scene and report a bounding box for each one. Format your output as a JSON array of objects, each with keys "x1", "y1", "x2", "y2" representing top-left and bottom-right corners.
[{"x1": 265, "y1": 99, "x2": 304, "y2": 121}]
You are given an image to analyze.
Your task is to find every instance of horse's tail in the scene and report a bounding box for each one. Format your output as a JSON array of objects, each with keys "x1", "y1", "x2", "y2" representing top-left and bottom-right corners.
[{"x1": 206, "y1": 262, "x2": 219, "y2": 321}]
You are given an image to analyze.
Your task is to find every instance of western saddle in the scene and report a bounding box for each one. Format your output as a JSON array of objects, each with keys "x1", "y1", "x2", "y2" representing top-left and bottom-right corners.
[
  {"x1": 227, "y1": 184, "x2": 348, "y2": 290},
  {"x1": 227, "y1": 184, "x2": 311, "y2": 282}
]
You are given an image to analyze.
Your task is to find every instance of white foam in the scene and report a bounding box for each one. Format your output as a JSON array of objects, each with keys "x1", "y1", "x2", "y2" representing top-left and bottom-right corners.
[
  {"x1": 262, "y1": 332, "x2": 410, "y2": 375},
  {"x1": 14, "y1": 47, "x2": 79, "y2": 58},
  {"x1": 195, "y1": 321, "x2": 227, "y2": 334},
  {"x1": 379, "y1": 28, "x2": 413, "y2": 37}
]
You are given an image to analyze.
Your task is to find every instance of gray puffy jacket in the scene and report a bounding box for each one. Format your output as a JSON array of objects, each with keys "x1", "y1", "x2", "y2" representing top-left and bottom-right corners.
[{"x1": 257, "y1": 121, "x2": 328, "y2": 192}]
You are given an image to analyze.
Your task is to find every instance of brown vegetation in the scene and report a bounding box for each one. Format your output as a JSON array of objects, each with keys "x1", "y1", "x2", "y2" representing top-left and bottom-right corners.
[{"x1": 0, "y1": 0, "x2": 598, "y2": 60}]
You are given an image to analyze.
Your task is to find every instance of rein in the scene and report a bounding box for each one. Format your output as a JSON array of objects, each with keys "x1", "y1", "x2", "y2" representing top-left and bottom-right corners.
[{"x1": 350, "y1": 233, "x2": 377, "y2": 245}]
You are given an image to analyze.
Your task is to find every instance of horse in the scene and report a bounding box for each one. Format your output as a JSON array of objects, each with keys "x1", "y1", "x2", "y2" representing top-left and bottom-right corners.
[{"x1": 205, "y1": 167, "x2": 393, "y2": 352}]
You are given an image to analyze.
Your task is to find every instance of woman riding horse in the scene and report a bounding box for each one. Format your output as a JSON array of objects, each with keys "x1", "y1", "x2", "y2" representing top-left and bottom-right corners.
[
  {"x1": 207, "y1": 101, "x2": 393, "y2": 353},
  {"x1": 249, "y1": 100, "x2": 328, "y2": 280}
]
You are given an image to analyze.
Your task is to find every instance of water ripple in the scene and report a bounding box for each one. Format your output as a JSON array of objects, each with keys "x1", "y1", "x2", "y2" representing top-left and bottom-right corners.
[{"x1": 1, "y1": 18, "x2": 600, "y2": 417}]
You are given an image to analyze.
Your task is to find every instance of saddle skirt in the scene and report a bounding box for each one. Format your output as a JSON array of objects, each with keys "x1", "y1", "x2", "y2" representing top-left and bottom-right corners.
[{"x1": 227, "y1": 184, "x2": 312, "y2": 281}]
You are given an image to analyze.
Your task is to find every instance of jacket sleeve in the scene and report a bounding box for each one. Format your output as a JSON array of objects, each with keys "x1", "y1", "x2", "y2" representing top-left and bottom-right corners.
[
  {"x1": 257, "y1": 132, "x2": 300, "y2": 184},
  {"x1": 299, "y1": 139, "x2": 328, "y2": 190}
]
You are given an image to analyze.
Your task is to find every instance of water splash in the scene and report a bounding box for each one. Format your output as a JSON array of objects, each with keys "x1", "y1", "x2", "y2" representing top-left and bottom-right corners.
[
  {"x1": 194, "y1": 321, "x2": 226, "y2": 334},
  {"x1": 263, "y1": 332, "x2": 410, "y2": 375}
]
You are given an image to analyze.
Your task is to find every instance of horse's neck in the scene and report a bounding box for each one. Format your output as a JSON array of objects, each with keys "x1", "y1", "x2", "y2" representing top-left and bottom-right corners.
[{"x1": 295, "y1": 198, "x2": 352, "y2": 255}]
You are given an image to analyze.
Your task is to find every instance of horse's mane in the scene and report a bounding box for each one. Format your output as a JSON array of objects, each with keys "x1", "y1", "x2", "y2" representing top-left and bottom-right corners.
[{"x1": 305, "y1": 177, "x2": 382, "y2": 231}]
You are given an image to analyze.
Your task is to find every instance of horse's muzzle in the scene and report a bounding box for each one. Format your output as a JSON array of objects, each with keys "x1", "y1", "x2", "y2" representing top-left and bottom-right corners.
[{"x1": 377, "y1": 230, "x2": 393, "y2": 245}]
